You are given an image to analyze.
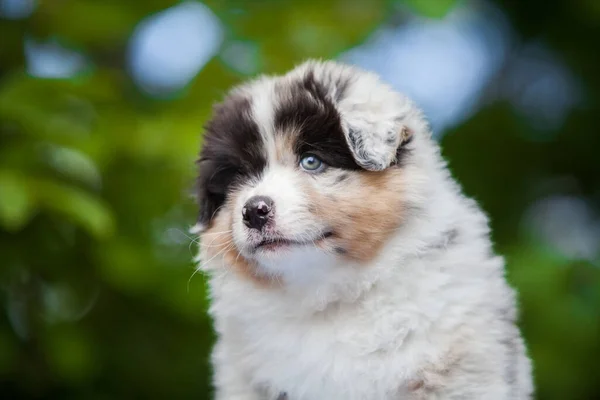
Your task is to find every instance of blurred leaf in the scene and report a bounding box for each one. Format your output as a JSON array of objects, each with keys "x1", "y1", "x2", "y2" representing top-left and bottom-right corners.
[
  {"x1": 41, "y1": 281, "x2": 100, "y2": 323},
  {"x1": 33, "y1": 179, "x2": 115, "y2": 238},
  {"x1": 43, "y1": 144, "x2": 102, "y2": 188},
  {"x1": 43, "y1": 327, "x2": 96, "y2": 382},
  {"x1": 0, "y1": 330, "x2": 17, "y2": 375},
  {"x1": 96, "y1": 239, "x2": 157, "y2": 292},
  {"x1": 211, "y1": 0, "x2": 388, "y2": 72},
  {"x1": 0, "y1": 73, "x2": 100, "y2": 146},
  {"x1": 506, "y1": 242, "x2": 600, "y2": 399},
  {"x1": 31, "y1": 0, "x2": 180, "y2": 48},
  {"x1": 402, "y1": 0, "x2": 457, "y2": 18},
  {"x1": 0, "y1": 170, "x2": 34, "y2": 231}
]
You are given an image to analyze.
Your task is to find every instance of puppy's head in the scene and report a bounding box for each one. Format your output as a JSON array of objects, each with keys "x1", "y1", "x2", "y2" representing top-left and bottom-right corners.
[{"x1": 195, "y1": 61, "x2": 426, "y2": 284}]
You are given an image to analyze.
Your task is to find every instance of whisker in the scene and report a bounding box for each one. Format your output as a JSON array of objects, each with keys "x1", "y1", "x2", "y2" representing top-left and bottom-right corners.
[
  {"x1": 168, "y1": 228, "x2": 197, "y2": 242},
  {"x1": 189, "y1": 242, "x2": 235, "y2": 293},
  {"x1": 201, "y1": 242, "x2": 234, "y2": 266},
  {"x1": 187, "y1": 266, "x2": 201, "y2": 293},
  {"x1": 201, "y1": 229, "x2": 233, "y2": 236},
  {"x1": 205, "y1": 233, "x2": 232, "y2": 248},
  {"x1": 202, "y1": 240, "x2": 234, "y2": 249},
  {"x1": 189, "y1": 237, "x2": 200, "y2": 255},
  {"x1": 166, "y1": 228, "x2": 208, "y2": 257}
]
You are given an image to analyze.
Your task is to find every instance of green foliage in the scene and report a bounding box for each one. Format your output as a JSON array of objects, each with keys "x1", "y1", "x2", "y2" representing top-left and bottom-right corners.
[
  {"x1": 1, "y1": 0, "x2": 600, "y2": 399},
  {"x1": 0, "y1": 1, "x2": 397, "y2": 398},
  {"x1": 0, "y1": 170, "x2": 32, "y2": 231},
  {"x1": 402, "y1": 0, "x2": 457, "y2": 18}
]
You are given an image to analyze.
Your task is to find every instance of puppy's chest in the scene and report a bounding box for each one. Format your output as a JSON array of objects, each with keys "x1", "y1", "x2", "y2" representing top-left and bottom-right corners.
[{"x1": 234, "y1": 303, "x2": 425, "y2": 400}]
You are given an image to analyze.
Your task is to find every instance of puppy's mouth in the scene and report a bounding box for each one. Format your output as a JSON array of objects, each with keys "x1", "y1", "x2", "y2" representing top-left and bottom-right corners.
[{"x1": 254, "y1": 231, "x2": 333, "y2": 252}]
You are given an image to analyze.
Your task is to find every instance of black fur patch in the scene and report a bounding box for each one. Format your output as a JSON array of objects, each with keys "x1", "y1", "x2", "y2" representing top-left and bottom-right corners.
[
  {"x1": 274, "y1": 71, "x2": 361, "y2": 171},
  {"x1": 196, "y1": 95, "x2": 266, "y2": 227}
]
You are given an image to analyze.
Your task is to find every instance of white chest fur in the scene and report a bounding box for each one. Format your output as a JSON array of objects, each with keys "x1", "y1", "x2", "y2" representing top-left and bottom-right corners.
[{"x1": 207, "y1": 249, "x2": 506, "y2": 400}]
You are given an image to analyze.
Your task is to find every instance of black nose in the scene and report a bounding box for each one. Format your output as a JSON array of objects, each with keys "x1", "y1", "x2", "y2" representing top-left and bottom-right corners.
[{"x1": 242, "y1": 196, "x2": 274, "y2": 230}]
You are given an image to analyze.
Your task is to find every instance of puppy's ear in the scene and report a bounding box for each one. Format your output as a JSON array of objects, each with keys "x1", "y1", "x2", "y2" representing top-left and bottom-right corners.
[
  {"x1": 330, "y1": 68, "x2": 414, "y2": 171},
  {"x1": 342, "y1": 120, "x2": 413, "y2": 171}
]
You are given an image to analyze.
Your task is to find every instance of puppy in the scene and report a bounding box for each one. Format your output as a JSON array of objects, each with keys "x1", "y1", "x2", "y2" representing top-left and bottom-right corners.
[{"x1": 193, "y1": 60, "x2": 534, "y2": 400}]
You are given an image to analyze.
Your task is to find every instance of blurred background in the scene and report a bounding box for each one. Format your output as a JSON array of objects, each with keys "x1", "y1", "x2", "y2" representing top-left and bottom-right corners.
[{"x1": 1, "y1": 0, "x2": 599, "y2": 399}]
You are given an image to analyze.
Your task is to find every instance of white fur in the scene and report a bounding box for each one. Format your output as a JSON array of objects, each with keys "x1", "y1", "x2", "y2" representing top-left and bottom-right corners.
[
  {"x1": 196, "y1": 61, "x2": 533, "y2": 399},
  {"x1": 247, "y1": 77, "x2": 279, "y2": 163},
  {"x1": 231, "y1": 164, "x2": 336, "y2": 285}
]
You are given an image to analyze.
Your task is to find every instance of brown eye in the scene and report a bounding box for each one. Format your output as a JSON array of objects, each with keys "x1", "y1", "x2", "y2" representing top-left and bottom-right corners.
[{"x1": 299, "y1": 154, "x2": 325, "y2": 172}]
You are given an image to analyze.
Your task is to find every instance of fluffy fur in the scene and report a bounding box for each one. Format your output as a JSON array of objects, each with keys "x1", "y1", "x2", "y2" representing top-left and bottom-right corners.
[{"x1": 193, "y1": 60, "x2": 534, "y2": 400}]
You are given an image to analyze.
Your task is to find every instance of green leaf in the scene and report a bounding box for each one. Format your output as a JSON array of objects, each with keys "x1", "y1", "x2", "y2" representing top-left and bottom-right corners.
[
  {"x1": 31, "y1": 0, "x2": 180, "y2": 48},
  {"x1": 402, "y1": 0, "x2": 457, "y2": 19},
  {"x1": 43, "y1": 327, "x2": 95, "y2": 382},
  {"x1": 33, "y1": 179, "x2": 115, "y2": 238},
  {"x1": 0, "y1": 170, "x2": 34, "y2": 231},
  {"x1": 43, "y1": 145, "x2": 102, "y2": 188},
  {"x1": 214, "y1": 0, "x2": 388, "y2": 73}
]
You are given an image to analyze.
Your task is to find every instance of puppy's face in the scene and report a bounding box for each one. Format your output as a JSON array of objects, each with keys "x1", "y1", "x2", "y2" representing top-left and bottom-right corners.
[{"x1": 196, "y1": 62, "x2": 415, "y2": 284}]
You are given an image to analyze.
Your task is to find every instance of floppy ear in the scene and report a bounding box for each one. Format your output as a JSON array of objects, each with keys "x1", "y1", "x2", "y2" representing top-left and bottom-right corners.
[
  {"x1": 332, "y1": 75, "x2": 414, "y2": 171},
  {"x1": 297, "y1": 60, "x2": 420, "y2": 171},
  {"x1": 341, "y1": 119, "x2": 413, "y2": 171}
]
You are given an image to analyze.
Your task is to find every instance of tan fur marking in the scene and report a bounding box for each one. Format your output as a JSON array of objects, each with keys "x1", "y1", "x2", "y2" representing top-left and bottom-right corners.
[
  {"x1": 313, "y1": 168, "x2": 406, "y2": 263},
  {"x1": 200, "y1": 198, "x2": 275, "y2": 287},
  {"x1": 274, "y1": 133, "x2": 296, "y2": 165}
]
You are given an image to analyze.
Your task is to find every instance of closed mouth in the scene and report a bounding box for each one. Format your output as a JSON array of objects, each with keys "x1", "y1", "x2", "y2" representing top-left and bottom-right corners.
[{"x1": 255, "y1": 231, "x2": 333, "y2": 251}]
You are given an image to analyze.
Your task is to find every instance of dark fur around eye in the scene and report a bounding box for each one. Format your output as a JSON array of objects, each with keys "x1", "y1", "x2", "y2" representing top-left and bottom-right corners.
[
  {"x1": 274, "y1": 71, "x2": 362, "y2": 171},
  {"x1": 196, "y1": 95, "x2": 266, "y2": 227}
]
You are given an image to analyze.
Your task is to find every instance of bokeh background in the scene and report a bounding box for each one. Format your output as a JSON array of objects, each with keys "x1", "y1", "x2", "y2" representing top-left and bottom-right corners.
[{"x1": 1, "y1": 0, "x2": 599, "y2": 399}]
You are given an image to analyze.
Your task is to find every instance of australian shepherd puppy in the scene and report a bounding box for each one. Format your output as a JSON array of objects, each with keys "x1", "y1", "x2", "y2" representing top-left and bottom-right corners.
[{"x1": 193, "y1": 60, "x2": 533, "y2": 400}]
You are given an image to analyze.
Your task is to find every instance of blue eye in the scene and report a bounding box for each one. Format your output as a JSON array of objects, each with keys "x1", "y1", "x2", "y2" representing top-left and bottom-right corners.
[{"x1": 300, "y1": 154, "x2": 324, "y2": 172}]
